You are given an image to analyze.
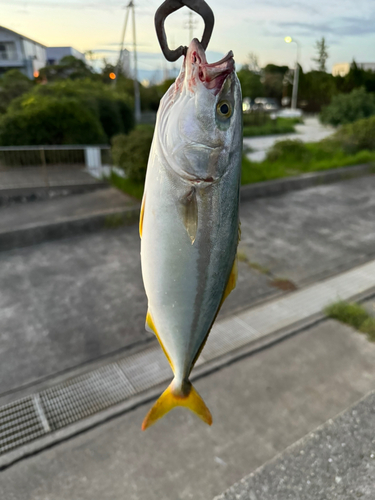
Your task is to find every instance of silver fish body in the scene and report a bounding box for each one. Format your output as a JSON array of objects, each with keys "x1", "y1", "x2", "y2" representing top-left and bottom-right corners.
[{"x1": 140, "y1": 39, "x2": 242, "y2": 429}]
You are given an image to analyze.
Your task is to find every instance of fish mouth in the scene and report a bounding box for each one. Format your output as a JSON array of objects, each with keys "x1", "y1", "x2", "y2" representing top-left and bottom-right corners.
[{"x1": 186, "y1": 39, "x2": 235, "y2": 95}]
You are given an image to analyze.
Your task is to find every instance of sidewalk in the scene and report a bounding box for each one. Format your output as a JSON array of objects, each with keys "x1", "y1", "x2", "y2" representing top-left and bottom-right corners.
[
  {"x1": 0, "y1": 187, "x2": 139, "y2": 251},
  {"x1": 244, "y1": 116, "x2": 334, "y2": 162},
  {"x1": 1, "y1": 314, "x2": 375, "y2": 499}
]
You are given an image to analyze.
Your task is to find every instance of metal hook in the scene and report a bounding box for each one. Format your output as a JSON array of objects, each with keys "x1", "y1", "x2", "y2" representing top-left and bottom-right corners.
[{"x1": 154, "y1": 0, "x2": 215, "y2": 62}]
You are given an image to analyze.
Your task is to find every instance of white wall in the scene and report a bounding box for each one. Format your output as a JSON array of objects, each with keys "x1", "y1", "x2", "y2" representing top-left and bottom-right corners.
[
  {"x1": 0, "y1": 27, "x2": 46, "y2": 78},
  {"x1": 46, "y1": 47, "x2": 86, "y2": 65}
]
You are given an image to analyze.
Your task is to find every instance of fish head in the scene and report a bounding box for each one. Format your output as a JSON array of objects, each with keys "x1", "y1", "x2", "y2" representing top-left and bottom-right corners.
[{"x1": 161, "y1": 39, "x2": 242, "y2": 183}]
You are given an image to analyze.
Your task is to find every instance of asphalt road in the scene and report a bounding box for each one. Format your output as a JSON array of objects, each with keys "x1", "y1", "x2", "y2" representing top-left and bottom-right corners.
[{"x1": 1, "y1": 174, "x2": 375, "y2": 400}]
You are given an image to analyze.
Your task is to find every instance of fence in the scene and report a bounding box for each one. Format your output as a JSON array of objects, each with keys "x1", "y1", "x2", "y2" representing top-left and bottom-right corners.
[{"x1": 0, "y1": 145, "x2": 112, "y2": 191}]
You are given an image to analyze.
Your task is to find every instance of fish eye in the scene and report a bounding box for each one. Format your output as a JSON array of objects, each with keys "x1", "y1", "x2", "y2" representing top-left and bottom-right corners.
[{"x1": 217, "y1": 100, "x2": 232, "y2": 118}]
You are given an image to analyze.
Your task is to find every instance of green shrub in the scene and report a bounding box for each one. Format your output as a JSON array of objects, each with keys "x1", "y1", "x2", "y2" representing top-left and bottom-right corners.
[
  {"x1": 266, "y1": 139, "x2": 308, "y2": 162},
  {"x1": 8, "y1": 80, "x2": 135, "y2": 142},
  {"x1": 320, "y1": 87, "x2": 375, "y2": 126},
  {"x1": 111, "y1": 125, "x2": 154, "y2": 182},
  {"x1": 0, "y1": 96, "x2": 106, "y2": 145},
  {"x1": 328, "y1": 115, "x2": 375, "y2": 153},
  {"x1": 0, "y1": 69, "x2": 33, "y2": 114}
]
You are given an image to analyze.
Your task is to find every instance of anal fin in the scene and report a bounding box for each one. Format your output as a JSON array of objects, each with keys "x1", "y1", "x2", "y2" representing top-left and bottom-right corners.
[
  {"x1": 145, "y1": 310, "x2": 174, "y2": 372},
  {"x1": 221, "y1": 255, "x2": 238, "y2": 305}
]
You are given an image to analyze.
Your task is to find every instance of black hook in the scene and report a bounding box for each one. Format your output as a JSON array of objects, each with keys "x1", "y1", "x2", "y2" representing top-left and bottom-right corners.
[{"x1": 154, "y1": 0, "x2": 215, "y2": 62}]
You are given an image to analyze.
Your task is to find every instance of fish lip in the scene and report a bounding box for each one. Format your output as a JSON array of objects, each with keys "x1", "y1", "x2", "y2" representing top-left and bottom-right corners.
[
  {"x1": 185, "y1": 40, "x2": 235, "y2": 95},
  {"x1": 198, "y1": 54, "x2": 234, "y2": 94},
  {"x1": 205, "y1": 50, "x2": 234, "y2": 68}
]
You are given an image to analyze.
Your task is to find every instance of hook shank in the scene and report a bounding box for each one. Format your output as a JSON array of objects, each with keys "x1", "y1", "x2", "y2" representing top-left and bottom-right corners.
[{"x1": 155, "y1": 0, "x2": 214, "y2": 62}]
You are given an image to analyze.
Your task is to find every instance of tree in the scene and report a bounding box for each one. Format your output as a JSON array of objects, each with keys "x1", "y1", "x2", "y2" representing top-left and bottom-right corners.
[
  {"x1": 312, "y1": 37, "x2": 329, "y2": 72},
  {"x1": 6, "y1": 80, "x2": 135, "y2": 142},
  {"x1": 297, "y1": 68, "x2": 337, "y2": 112},
  {"x1": 320, "y1": 87, "x2": 375, "y2": 126},
  {"x1": 38, "y1": 56, "x2": 95, "y2": 82},
  {"x1": 0, "y1": 70, "x2": 33, "y2": 114},
  {"x1": 262, "y1": 64, "x2": 289, "y2": 101},
  {"x1": 237, "y1": 68, "x2": 263, "y2": 99},
  {"x1": 246, "y1": 52, "x2": 260, "y2": 74}
]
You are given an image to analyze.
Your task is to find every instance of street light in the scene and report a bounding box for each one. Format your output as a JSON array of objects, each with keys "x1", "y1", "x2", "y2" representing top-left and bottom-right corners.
[{"x1": 285, "y1": 36, "x2": 300, "y2": 110}]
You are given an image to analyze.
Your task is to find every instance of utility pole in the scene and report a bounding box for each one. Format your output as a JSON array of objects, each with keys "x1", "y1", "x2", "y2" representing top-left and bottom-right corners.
[
  {"x1": 284, "y1": 36, "x2": 300, "y2": 110},
  {"x1": 185, "y1": 11, "x2": 197, "y2": 43},
  {"x1": 116, "y1": 5, "x2": 131, "y2": 79},
  {"x1": 116, "y1": 1, "x2": 141, "y2": 123},
  {"x1": 131, "y1": 1, "x2": 141, "y2": 123}
]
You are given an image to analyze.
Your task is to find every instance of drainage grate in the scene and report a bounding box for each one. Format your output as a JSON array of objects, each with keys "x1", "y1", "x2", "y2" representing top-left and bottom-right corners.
[
  {"x1": 0, "y1": 396, "x2": 46, "y2": 454},
  {"x1": 117, "y1": 345, "x2": 172, "y2": 393},
  {"x1": 40, "y1": 364, "x2": 135, "y2": 431}
]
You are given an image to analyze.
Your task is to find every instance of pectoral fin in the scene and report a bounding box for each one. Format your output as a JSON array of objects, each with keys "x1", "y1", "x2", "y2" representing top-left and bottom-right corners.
[{"x1": 180, "y1": 187, "x2": 198, "y2": 244}]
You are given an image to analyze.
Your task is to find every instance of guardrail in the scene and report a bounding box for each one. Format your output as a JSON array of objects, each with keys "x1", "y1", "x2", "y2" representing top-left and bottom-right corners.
[{"x1": 0, "y1": 145, "x2": 112, "y2": 191}]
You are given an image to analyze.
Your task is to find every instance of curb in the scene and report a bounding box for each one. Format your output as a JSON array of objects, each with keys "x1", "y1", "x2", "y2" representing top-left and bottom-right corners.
[
  {"x1": 240, "y1": 163, "x2": 375, "y2": 201},
  {"x1": 0, "y1": 206, "x2": 140, "y2": 252},
  {"x1": 0, "y1": 163, "x2": 373, "y2": 252},
  {"x1": 0, "y1": 182, "x2": 108, "y2": 207}
]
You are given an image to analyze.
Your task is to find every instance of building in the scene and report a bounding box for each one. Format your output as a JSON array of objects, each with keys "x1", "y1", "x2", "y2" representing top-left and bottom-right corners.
[
  {"x1": 0, "y1": 26, "x2": 46, "y2": 79},
  {"x1": 332, "y1": 62, "x2": 375, "y2": 77},
  {"x1": 121, "y1": 49, "x2": 131, "y2": 76},
  {"x1": 46, "y1": 47, "x2": 86, "y2": 65}
]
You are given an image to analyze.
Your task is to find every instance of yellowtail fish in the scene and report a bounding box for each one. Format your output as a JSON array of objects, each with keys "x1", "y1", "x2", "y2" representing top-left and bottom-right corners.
[{"x1": 140, "y1": 38, "x2": 242, "y2": 430}]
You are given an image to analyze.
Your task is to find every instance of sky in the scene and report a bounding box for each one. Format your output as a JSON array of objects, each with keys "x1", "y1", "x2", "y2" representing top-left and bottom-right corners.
[{"x1": 2, "y1": 0, "x2": 375, "y2": 82}]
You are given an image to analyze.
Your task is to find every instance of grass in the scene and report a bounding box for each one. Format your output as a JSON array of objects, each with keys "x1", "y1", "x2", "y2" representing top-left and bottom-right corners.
[
  {"x1": 237, "y1": 250, "x2": 270, "y2": 274},
  {"x1": 325, "y1": 301, "x2": 375, "y2": 342},
  {"x1": 109, "y1": 118, "x2": 375, "y2": 197},
  {"x1": 108, "y1": 170, "x2": 144, "y2": 200},
  {"x1": 243, "y1": 117, "x2": 299, "y2": 137},
  {"x1": 241, "y1": 144, "x2": 375, "y2": 185}
]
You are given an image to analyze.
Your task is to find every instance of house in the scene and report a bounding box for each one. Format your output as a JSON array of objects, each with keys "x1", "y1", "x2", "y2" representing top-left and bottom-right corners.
[
  {"x1": 46, "y1": 47, "x2": 86, "y2": 65},
  {"x1": 0, "y1": 25, "x2": 46, "y2": 79}
]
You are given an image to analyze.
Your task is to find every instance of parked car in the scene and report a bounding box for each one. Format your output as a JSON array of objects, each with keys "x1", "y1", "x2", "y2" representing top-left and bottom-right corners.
[
  {"x1": 242, "y1": 97, "x2": 253, "y2": 113},
  {"x1": 252, "y1": 97, "x2": 279, "y2": 112}
]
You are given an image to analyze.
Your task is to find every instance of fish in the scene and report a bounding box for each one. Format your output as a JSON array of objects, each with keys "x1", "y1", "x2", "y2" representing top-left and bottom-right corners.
[{"x1": 140, "y1": 38, "x2": 243, "y2": 430}]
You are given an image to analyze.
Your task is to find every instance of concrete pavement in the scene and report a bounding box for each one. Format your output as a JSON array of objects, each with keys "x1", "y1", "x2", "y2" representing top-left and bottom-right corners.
[
  {"x1": 1, "y1": 318, "x2": 375, "y2": 499},
  {"x1": 216, "y1": 390, "x2": 375, "y2": 500},
  {"x1": 244, "y1": 116, "x2": 334, "y2": 162},
  {"x1": 1, "y1": 174, "x2": 375, "y2": 401}
]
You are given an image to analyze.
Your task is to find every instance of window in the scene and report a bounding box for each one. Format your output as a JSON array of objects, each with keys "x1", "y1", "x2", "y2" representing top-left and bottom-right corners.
[{"x1": 0, "y1": 42, "x2": 17, "y2": 61}]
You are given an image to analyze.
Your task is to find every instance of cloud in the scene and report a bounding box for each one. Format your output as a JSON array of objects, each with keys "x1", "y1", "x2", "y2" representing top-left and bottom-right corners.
[
  {"x1": 277, "y1": 15, "x2": 375, "y2": 37},
  {"x1": 2, "y1": 0, "x2": 128, "y2": 10}
]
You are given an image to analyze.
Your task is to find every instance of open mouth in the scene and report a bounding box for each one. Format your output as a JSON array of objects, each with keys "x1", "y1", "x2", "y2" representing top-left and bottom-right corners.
[
  {"x1": 199, "y1": 51, "x2": 234, "y2": 93},
  {"x1": 187, "y1": 40, "x2": 234, "y2": 95}
]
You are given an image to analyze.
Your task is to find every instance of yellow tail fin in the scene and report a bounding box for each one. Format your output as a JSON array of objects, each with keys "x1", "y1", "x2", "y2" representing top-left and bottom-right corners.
[{"x1": 141, "y1": 380, "x2": 212, "y2": 431}]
